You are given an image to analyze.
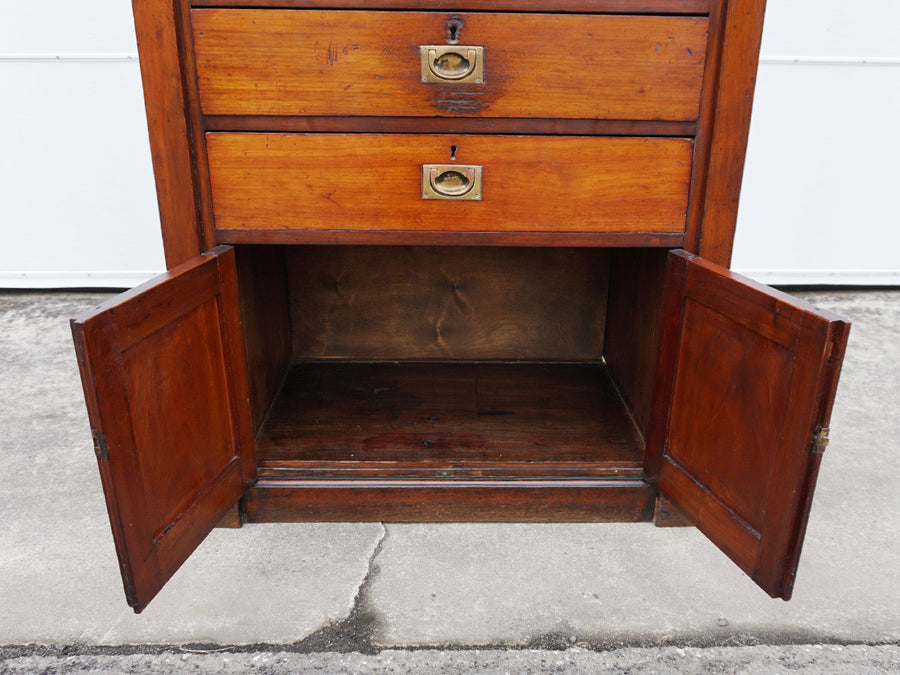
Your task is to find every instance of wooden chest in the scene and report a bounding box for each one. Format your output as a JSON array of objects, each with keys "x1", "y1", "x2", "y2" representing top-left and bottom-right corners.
[{"x1": 71, "y1": 0, "x2": 850, "y2": 612}]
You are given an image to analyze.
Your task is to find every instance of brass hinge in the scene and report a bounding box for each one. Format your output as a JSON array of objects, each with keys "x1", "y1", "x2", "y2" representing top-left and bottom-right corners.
[
  {"x1": 92, "y1": 430, "x2": 109, "y2": 462},
  {"x1": 811, "y1": 426, "x2": 830, "y2": 456}
]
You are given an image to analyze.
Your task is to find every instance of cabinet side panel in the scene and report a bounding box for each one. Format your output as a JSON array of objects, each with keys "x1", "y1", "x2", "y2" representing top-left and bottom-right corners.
[
  {"x1": 696, "y1": 0, "x2": 767, "y2": 265},
  {"x1": 132, "y1": 0, "x2": 203, "y2": 266},
  {"x1": 604, "y1": 248, "x2": 668, "y2": 438},
  {"x1": 683, "y1": 0, "x2": 724, "y2": 253},
  {"x1": 287, "y1": 246, "x2": 608, "y2": 361},
  {"x1": 236, "y1": 246, "x2": 293, "y2": 432}
]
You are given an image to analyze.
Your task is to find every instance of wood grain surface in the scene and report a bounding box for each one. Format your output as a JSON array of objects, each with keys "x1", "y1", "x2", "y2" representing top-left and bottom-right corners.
[
  {"x1": 216, "y1": 228, "x2": 686, "y2": 248},
  {"x1": 192, "y1": 0, "x2": 712, "y2": 13},
  {"x1": 206, "y1": 133, "x2": 694, "y2": 234},
  {"x1": 286, "y1": 246, "x2": 609, "y2": 360},
  {"x1": 244, "y1": 479, "x2": 656, "y2": 523},
  {"x1": 70, "y1": 247, "x2": 254, "y2": 612},
  {"x1": 646, "y1": 250, "x2": 850, "y2": 599},
  {"x1": 604, "y1": 248, "x2": 669, "y2": 438},
  {"x1": 235, "y1": 246, "x2": 292, "y2": 431},
  {"x1": 133, "y1": 0, "x2": 204, "y2": 265},
  {"x1": 191, "y1": 10, "x2": 708, "y2": 120},
  {"x1": 203, "y1": 115, "x2": 698, "y2": 137},
  {"x1": 695, "y1": 0, "x2": 767, "y2": 265},
  {"x1": 256, "y1": 362, "x2": 645, "y2": 465}
]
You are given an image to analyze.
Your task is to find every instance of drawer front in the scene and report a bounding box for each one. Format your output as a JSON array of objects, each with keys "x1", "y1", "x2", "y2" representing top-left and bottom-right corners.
[
  {"x1": 206, "y1": 133, "x2": 693, "y2": 234},
  {"x1": 192, "y1": 10, "x2": 709, "y2": 121}
]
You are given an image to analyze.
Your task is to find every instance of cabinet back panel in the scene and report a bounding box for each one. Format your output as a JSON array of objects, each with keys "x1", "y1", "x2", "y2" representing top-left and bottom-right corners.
[{"x1": 287, "y1": 246, "x2": 608, "y2": 360}]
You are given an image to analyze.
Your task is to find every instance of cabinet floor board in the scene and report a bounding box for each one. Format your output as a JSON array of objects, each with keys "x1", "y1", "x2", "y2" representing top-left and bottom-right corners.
[{"x1": 256, "y1": 362, "x2": 645, "y2": 472}]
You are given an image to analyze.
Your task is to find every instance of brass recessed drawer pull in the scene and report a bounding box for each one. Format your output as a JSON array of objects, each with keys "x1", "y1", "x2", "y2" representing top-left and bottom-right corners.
[
  {"x1": 420, "y1": 45, "x2": 484, "y2": 84},
  {"x1": 422, "y1": 164, "x2": 483, "y2": 200}
]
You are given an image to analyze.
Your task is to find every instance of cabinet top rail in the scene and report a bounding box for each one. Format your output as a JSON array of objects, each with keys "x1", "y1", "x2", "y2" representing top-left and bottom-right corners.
[{"x1": 190, "y1": 0, "x2": 713, "y2": 15}]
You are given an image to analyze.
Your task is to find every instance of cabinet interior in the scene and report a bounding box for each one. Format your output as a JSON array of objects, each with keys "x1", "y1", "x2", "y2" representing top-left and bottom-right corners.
[{"x1": 235, "y1": 245, "x2": 668, "y2": 480}]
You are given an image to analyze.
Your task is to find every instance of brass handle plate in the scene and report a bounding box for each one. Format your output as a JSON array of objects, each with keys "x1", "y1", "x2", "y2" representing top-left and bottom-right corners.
[
  {"x1": 420, "y1": 46, "x2": 484, "y2": 84},
  {"x1": 422, "y1": 165, "x2": 483, "y2": 200}
]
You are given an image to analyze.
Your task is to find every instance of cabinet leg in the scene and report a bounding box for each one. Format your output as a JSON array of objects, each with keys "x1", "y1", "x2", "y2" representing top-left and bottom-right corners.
[
  {"x1": 653, "y1": 494, "x2": 693, "y2": 528},
  {"x1": 216, "y1": 502, "x2": 243, "y2": 529}
]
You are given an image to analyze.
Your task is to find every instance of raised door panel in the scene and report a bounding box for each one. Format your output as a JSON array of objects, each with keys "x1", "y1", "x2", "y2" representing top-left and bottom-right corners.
[
  {"x1": 71, "y1": 246, "x2": 254, "y2": 612},
  {"x1": 647, "y1": 250, "x2": 849, "y2": 599}
]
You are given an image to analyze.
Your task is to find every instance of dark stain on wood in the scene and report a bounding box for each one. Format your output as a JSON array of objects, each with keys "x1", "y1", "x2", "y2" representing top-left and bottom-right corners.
[
  {"x1": 257, "y1": 361, "x2": 645, "y2": 465},
  {"x1": 363, "y1": 432, "x2": 485, "y2": 454}
]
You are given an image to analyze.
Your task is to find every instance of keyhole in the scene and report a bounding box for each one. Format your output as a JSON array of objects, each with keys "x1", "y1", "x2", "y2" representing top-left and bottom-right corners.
[
  {"x1": 450, "y1": 145, "x2": 457, "y2": 160},
  {"x1": 447, "y1": 17, "x2": 463, "y2": 44}
]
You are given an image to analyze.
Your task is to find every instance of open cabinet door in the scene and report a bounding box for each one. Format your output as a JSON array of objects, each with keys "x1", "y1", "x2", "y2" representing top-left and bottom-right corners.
[
  {"x1": 646, "y1": 250, "x2": 849, "y2": 600},
  {"x1": 71, "y1": 246, "x2": 255, "y2": 612}
]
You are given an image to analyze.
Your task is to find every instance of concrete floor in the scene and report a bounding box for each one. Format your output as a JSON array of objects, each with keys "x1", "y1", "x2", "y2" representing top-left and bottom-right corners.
[
  {"x1": 2, "y1": 644, "x2": 899, "y2": 673},
  {"x1": 0, "y1": 290, "x2": 898, "y2": 655}
]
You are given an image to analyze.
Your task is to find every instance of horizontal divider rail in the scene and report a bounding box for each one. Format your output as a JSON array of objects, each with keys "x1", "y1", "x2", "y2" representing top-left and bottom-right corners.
[
  {"x1": 202, "y1": 117, "x2": 699, "y2": 137},
  {"x1": 191, "y1": 1, "x2": 713, "y2": 16}
]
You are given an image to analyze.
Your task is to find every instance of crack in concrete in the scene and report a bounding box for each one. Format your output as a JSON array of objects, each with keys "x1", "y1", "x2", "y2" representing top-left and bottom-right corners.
[
  {"x1": 288, "y1": 523, "x2": 388, "y2": 654},
  {"x1": 359, "y1": 523, "x2": 388, "y2": 605}
]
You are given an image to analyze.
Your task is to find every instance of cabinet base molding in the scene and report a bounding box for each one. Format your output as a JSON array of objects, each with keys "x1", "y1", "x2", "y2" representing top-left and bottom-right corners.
[
  {"x1": 243, "y1": 479, "x2": 656, "y2": 523},
  {"x1": 215, "y1": 503, "x2": 244, "y2": 529},
  {"x1": 652, "y1": 494, "x2": 693, "y2": 528}
]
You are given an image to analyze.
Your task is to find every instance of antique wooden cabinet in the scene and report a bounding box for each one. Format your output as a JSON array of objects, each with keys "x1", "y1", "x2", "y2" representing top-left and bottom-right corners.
[{"x1": 72, "y1": 0, "x2": 850, "y2": 612}]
